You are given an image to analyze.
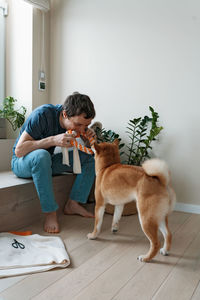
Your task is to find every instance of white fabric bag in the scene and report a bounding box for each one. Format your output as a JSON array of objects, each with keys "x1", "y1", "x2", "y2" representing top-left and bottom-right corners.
[{"x1": 0, "y1": 233, "x2": 70, "y2": 278}]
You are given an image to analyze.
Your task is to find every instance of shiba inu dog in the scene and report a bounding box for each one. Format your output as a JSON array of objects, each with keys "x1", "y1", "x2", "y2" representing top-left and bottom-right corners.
[{"x1": 87, "y1": 140, "x2": 176, "y2": 262}]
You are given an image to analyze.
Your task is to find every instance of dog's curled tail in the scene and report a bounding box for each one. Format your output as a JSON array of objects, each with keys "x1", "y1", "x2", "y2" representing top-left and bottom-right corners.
[{"x1": 142, "y1": 158, "x2": 170, "y2": 186}]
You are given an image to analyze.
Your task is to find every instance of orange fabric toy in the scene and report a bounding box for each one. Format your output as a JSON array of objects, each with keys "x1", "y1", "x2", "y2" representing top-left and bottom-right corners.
[{"x1": 62, "y1": 130, "x2": 95, "y2": 174}]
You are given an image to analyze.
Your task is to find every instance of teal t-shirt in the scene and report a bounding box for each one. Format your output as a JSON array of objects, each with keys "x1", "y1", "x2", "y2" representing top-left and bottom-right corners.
[{"x1": 12, "y1": 104, "x2": 65, "y2": 156}]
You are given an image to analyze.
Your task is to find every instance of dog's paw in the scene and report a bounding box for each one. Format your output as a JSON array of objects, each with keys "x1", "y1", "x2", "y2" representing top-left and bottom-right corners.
[
  {"x1": 87, "y1": 232, "x2": 97, "y2": 240},
  {"x1": 137, "y1": 255, "x2": 145, "y2": 262},
  {"x1": 160, "y1": 248, "x2": 169, "y2": 256},
  {"x1": 111, "y1": 224, "x2": 119, "y2": 233},
  {"x1": 137, "y1": 255, "x2": 151, "y2": 262}
]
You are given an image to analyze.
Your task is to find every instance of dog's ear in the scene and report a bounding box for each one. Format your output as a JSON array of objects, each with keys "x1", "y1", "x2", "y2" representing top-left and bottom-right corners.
[
  {"x1": 94, "y1": 142, "x2": 100, "y2": 153},
  {"x1": 113, "y1": 139, "x2": 119, "y2": 146}
]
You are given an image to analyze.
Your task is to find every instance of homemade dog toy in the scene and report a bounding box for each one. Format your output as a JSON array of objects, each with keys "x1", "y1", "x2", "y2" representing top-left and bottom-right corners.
[{"x1": 62, "y1": 130, "x2": 96, "y2": 174}]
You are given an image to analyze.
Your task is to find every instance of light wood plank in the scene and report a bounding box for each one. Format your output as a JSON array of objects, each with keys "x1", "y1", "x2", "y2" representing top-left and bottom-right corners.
[
  {"x1": 110, "y1": 214, "x2": 200, "y2": 300},
  {"x1": 29, "y1": 212, "x2": 190, "y2": 299},
  {"x1": 31, "y1": 214, "x2": 141, "y2": 299},
  {"x1": 32, "y1": 241, "x2": 134, "y2": 300},
  {"x1": 0, "y1": 276, "x2": 26, "y2": 293},
  {"x1": 0, "y1": 211, "x2": 195, "y2": 300},
  {"x1": 71, "y1": 212, "x2": 187, "y2": 300},
  {"x1": 191, "y1": 280, "x2": 200, "y2": 300},
  {"x1": 168, "y1": 211, "x2": 191, "y2": 229},
  {"x1": 152, "y1": 225, "x2": 200, "y2": 299},
  {"x1": 73, "y1": 239, "x2": 147, "y2": 300}
]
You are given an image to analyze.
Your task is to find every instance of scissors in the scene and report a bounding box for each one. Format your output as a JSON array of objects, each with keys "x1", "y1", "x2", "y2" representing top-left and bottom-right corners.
[{"x1": 12, "y1": 239, "x2": 25, "y2": 249}]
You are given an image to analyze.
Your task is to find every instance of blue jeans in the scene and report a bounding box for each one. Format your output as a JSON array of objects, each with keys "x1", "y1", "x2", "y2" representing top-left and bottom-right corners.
[{"x1": 11, "y1": 149, "x2": 95, "y2": 213}]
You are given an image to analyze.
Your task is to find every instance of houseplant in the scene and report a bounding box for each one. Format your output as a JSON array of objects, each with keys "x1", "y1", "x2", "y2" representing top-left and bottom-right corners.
[
  {"x1": 0, "y1": 96, "x2": 26, "y2": 134},
  {"x1": 125, "y1": 106, "x2": 163, "y2": 166}
]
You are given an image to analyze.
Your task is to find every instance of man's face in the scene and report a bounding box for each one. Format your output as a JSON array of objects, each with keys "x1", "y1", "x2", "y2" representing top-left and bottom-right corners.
[{"x1": 62, "y1": 112, "x2": 93, "y2": 134}]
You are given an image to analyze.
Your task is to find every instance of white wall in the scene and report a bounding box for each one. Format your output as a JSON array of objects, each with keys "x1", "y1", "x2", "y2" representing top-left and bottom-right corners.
[
  {"x1": 49, "y1": 0, "x2": 200, "y2": 207},
  {"x1": 6, "y1": 0, "x2": 33, "y2": 138},
  {"x1": 1, "y1": 0, "x2": 50, "y2": 170},
  {"x1": 0, "y1": 1, "x2": 6, "y2": 103},
  {"x1": 32, "y1": 8, "x2": 50, "y2": 110},
  {"x1": 5, "y1": 0, "x2": 50, "y2": 138}
]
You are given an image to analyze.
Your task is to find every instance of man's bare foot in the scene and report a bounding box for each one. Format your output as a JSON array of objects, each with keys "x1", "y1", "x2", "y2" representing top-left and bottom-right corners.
[
  {"x1": 64, "y1": 199, "x2": 94, "y2": 218},
  {"x1": 44, "y1": 211, "x2": 60, "y2": 233}
]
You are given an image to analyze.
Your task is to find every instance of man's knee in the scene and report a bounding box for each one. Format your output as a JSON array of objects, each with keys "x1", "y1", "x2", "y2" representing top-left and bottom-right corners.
[{"x1": 32, "y1": 149, "x2": 52, "y2": 168}]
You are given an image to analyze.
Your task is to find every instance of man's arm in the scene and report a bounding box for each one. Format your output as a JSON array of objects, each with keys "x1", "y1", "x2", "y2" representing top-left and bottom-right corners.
[{"x1": 15, "y1": 131, "x2": 75, "y2": 158}]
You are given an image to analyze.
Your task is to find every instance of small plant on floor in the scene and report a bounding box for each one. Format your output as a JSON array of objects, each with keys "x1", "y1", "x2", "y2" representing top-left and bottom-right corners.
[
  {"x1": 125, "y1": 106, "x2": 163, "y2": 166},
  {"x1": 0, "y1": 96, "x2": 26, "y2": 131}
]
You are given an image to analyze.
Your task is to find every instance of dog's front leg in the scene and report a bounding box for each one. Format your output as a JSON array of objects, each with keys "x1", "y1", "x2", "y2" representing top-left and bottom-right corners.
[
  {"x1": 111, "y1": 204, "x2": 124, "y2": 233},
  {"x1": 87, "y1": 205, "x2": 105, "y2": 240}
]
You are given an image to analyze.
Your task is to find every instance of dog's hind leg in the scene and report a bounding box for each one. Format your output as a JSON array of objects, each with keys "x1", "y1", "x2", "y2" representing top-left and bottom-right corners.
[
  {"x1": 159, "y1": 216, "x2": 172, "y2": 256},
  {"x1": 111, "y1": 204, "x2": 124, "y2": 233},
  {"x1": 137, "y1": 215, "x2": 160, "y2": 262},
  {"x1": 87, "y1": 205, "x2": 105, "y2": 240}
]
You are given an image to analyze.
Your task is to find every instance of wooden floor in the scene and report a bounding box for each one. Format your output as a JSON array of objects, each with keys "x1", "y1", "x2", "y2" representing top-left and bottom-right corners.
[{"x1": 0, "y1": 210, "x2": 200, "y2": 300}]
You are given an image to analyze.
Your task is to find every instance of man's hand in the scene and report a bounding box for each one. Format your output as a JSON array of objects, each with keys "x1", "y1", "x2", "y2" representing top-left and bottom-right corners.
[{"x1": 54, "y1": 132, "x2": 75, "y2": 147}]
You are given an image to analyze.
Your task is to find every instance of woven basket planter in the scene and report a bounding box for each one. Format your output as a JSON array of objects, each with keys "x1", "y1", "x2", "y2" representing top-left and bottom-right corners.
[{"x1": 105, "y1": 201, "x2": 137, "y2": 216}]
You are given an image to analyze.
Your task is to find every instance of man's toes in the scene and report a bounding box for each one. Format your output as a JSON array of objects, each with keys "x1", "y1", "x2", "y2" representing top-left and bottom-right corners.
[{"x1": 44, "y1": 225, "x2": 59, "y2": 234}]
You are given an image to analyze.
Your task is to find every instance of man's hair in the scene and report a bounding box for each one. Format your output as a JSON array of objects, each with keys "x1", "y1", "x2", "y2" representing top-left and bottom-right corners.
[{"x1": 62, "y1": 92, "x2": 96, "y2": 119}]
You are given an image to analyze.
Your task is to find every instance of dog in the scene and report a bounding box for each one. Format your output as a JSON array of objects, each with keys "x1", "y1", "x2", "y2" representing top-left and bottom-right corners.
[{"x1": 87, "y1": 139, "x2": 176, "y2": 262}]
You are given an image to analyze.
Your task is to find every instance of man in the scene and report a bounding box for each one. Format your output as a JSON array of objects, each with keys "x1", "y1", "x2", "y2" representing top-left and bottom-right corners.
[{"x1": 11, "y1": 92, "x2": 96, "y2": 233}]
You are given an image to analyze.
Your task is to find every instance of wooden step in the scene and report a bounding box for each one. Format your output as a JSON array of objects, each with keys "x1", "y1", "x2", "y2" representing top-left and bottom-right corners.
[{"x1": 0, "y1": 171, "x2": 76, "y2": 231}]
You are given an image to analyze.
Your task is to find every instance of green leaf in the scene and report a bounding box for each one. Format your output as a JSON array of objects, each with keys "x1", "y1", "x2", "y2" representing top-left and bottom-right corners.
[
  {"x1": 0, "y1": 97, "x2": 26, "y2": 131},
  {"x1": 125, "y1": 106, "x2": 163, "y2": 166}
]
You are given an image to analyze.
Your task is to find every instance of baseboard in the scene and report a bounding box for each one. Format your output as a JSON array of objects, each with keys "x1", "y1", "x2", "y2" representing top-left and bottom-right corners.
[{"x1": 174, "y1": 202, "x2": 200, "y2": 214}]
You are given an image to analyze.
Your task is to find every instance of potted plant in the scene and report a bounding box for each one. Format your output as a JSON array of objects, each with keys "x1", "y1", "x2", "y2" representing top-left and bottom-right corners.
[{"x1": 0, "y1": 96, "x2": 26, "y2": 138}]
